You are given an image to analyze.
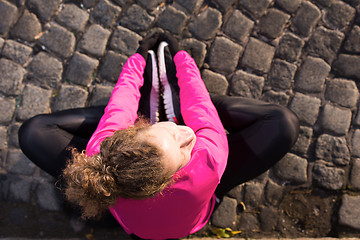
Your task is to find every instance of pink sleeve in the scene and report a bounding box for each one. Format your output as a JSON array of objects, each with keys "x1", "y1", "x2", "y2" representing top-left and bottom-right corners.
[
  {"x1": 174, "y1": 51, "x2": 229, "y2": 177},
  {"x1": 86, "y1": 53, "x2": 146, "y2": 156}
]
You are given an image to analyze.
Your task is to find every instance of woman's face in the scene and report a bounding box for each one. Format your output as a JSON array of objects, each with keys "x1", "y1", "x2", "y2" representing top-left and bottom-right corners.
[{"x1": 141, "y1": 121, "x2": 196, "y2": 174}]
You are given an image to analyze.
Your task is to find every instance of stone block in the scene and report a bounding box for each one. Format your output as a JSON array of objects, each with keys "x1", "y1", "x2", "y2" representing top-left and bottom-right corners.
[
  {"x1": 27, "y1": 0, "x2": 61, "y2": 22},
  {"x1": 0, "y1": 98, "x2": 15, "y2": 124},
  {"x1": 91, "y1": 0, "x2": 121, "y2": 28},
  {"x1": 11, "y1": 10, "x2": 41, "y2": 42},
  {"x1": 316, "y1": 134, "x2": 351, "y2": 166},
  {"x1": 265, "y1": 180, "x2": 283, "y2": 206},
  {"x1": 325, "y1": 78, "x2": 358, "y2": 108},
  {"x1": 79, "y1": 24, "x2": 111, "y2": 57},
  {"x1": 276, "y1": 32, "x2": 304, "y2": 63},
  {"x1": 324, "y1": 1, "x2": 356, "y2": 30},
  {"x1": 9, "y1": 178, "x2": 32, "y2": 203},
  {"x1": 52, "y1": 85, "x2": 88, "y2": 112},
  {"x1": 352, "y1": 129, "x2": 360, "y2": 157},
  {"x1": 0, "y1": 37, "x2": 4, "y2": 48},
  {"x1": 16, "y1": 84, "x2": 51, "y2": 121},
  {"x1": 356, "y1": 111, "x2": 360, "y2": 126},
  {"x1": 258, "y1": 8, "x2": 290, "y2": 39},
  {"x1": 36, "y1": 183, "x2": 63, "y2": 211},
  {"x1": 241, "y1": 37, "x2": 275, "y2": 73},
  {"x1": 56, "y1": 4, "x2": 89, "y2": 32},
  {"x1": 0, "y1": 126, "x2": 6, "y2": 150},
  {"x1": 319, "y1": 104, "x2": 352, "y2": 135},
  {"x1": 138, "y1": 0, "x2": 164, "y2": 10},
  {"x1": 229, "y1": 70, "x2": 264, "y2": 99},
  {"x1": 39, "y1": 23, "x2": 76, "y2": 59},
  {"x1": 210, "y1": 0, "x2": 238, "y2": 12},
  {"x1": 7, "y1": 122, "x2": 21, "y2": 148},
  {"x1": 0, "y1": 0, "x2": 18, "y2": 34},
  {"x1": 291, "y1": 1, "x2": 321, "y2": 36},
  {"x1": 6, "y1": 149, "x2": 36, "y2": 176},
  {"x1": 66, "y1": 52, "x2": 99, "y2": 86},
  {"x1": 201, "y1": 69, "x2": 228, "y2": 95},
  {"x1": 294, "y1": 56, "x2": 330, "y2": 93},
  {"x1": 261, "y1": 90, "x2": 289, "y2": 106},
  {"x1": 334, "y1": 54, "x2": 360, "y2": 80},
  {"x1": 306, "y1": 26, "x2": 345, "y2": 64},
  {"x1": 27, "y1": 52, "x2": 63, "y2": 88},
  {"x1": 339, "y1": 195, "x2": 360, "y2": 230},
  {"x1": 350, "y1": 159, "x2": 360, "y2": 190},
  {"x1": 223, "y1": 9, "x2": 254, "y2": 44},
  {"x1": 110, "y1": 26, "x2": 142, "y2": 56},
  {"x1": 0, "y1": 58, "x2": 25, "y2": 96},
  {"x1": 88, "y1": 85, "x2": 113, "y2": 106},
  {"x1": 239, "y1": 0, "x2": 272, "y2": 18},
  {"x1": 120, "y1": 4, "x2": 155, "y2": 32},
  {"x1": 312, "y1": 163, "x2": 345, "y2": 190},
  {"x1": 292, "y1": 126, "x2": 313, "y2": 156},
  {"x1": 175, "y1": 0, "x2": 203, "y2": 13},
  {"x1": 189, "y1": 7, "x2": 222, "y2": 41},
  {"x1": 244, "y1": 182, "x2": 263, "y2": 209},
  {"x1": 289, "y1": 93, "x2": 321, "y2": 126},
  {"x1": 275, "y1": 0, "x2": 302, "y2": 13},
  {"x1": 345, "y1": 25, "x2": 360, "y2": 53},
  {"x1": 208, "y1": 36, "x2": 243, "y2": 75},
  {"x1": 83, "y1": 0, "x2": 100, "y2": 8},
  {"x1": 211, "y1": 196, "x2": 237, "y2": 228},
  {"x1": 273, "y1": 153, "x2": 308, "y2": 184},
  {"x1": 2, "y1": 40, "x2": 32, "y2": 66},
  {"x1": 100, "y1": 51, "x2": 128, "y2": 82},
  {"x1": 315, "y1": 0, "x2": 336, "y2": 7},
  {"x1": 157, "y1": 6, "x2": 187, "y2": 34},
  {"x1": 180, "y1": 38, "x2": 206, "y2": 68},
  {"x1": 260, "y1": 207, "x2": 278, "y2": 232},
  {"x1": 239, "y1": 212, "x2": 260, "y2": 232},
  {"x1": 268, "y1": 59, "x2": 297, "y2": 90}
]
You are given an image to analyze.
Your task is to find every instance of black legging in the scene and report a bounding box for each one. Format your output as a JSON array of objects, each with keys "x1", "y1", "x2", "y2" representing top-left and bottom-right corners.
[{"x1": 18, "y1": 95, "x2": 299, "y2": 196}]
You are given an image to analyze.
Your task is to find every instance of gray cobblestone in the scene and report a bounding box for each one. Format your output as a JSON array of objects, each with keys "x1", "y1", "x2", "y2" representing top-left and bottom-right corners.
[
  {"x1": 27, "y1": 52, "x2": 63, "y2": 89},
  {"x1": 324, "y1": 1, "x2": 356, "y2": 30},
  {"x1": 258, "y1": 8, "x2": 290, "y2": 39},
  {"x1": 138, "y1": 0, "x2": 164, "y2": 10},
  {"x1": 345, "y1": 25, "x2": 360, "y2": 53},
  {"x1": 83, "y1": 0, "x2": 100, "y2": 8},
  {"x1": 352, "y1": 130, "x2": 360, "y2": 157},
  {"x1": 334, "y1": 54, "x2": 360, "y2": 79},
  {"x1": 239, "y1": 213, "x2": 260, "y2": 232},
  {"x1": 120, "y1": 4, "x2": 155, "y2": 32},
  {"x1": 88, "y1": 85, "x2": 113, "y2": 106},
  {"x1": 79, "y1": 24, "x2": 111, "y2": 57},
  {"x1": 6, "y1": 149, "x2": 36, "y2": 176},
  {"x1": 36, "y1": 183, "x2": 63, "y2": 211},
  {"x1": 0, "y1": 58, "x2": 25, "y2": 96},
  {"x1": 339, "y1": 195, "x2": 360, "y2": 230},
  {"x1": 316, "y1": 134, "x2": 351, "y2": 166},
  {"x1": 325, "y1": 78, "x2": 358, "y2": 108},
  {"x1": 175, "y1": 0, "x2": 203, "y2": 14},
  {"x1": 0, "y1": 126, "x2": 6, "y2": 150},
  {"x1": 291, "y1": 1, "x2": 321, "y2": 36},
  {"x1": 320, "y1": 104, "x2": 352, "y2": 135},
  {"x1": 66, "y1": 52, "x2": 99, "y2": 86},
  {"x1": 7, "y1": 122, "x2": 21, "y2": 148},
  {"x1": 289, "y1": 93, "x2": 321, "y2": 126},
  {"x1": 201, "y1": 69, "x2": 228, "y2": 95},
  {"x1": 239, "y1": 0, "x2": 272, "y2": 18},
  {"x1": 294, "y1": 56, "x2": 330, "y2": 93},
  {"x1": 10, "y1": 10, "x2": 41, "y2": 42},
  {"x1": 244, "y1": 182, "x2": 263, "y2": 209},
  {"x1": 55, "y1": 4, "x2": 89, "y2": 32},
  {"x1": 265, "y1": 179, "x2": 283, "y2": 206},
  {"x1": 292, "y1": 126, "x2": 313, "y2": 156},
  {"x1": 0, "y1": 0, "x2": 18, "y2": 35},
  {"x1": 91, "y1": 0, "x2": 121, "y2": 28},
  {"x1": 209, "y1": 36, "x2": 243, "y2": 75},
  {"x1": 260, "y1": 206, "x2": 278, "y2": 231},
  {"x1": 268, "y1": 59, "x2": 297, "y2": 90},
  {"x1": 315, "y1": 0, "x2": 336, "y2": 7},
  {"x1": 276, "y1": 32, "x2": 305, "y2": 63},
  {"x1": 275, "y1": 0, "x2": 302, "y2": 13},
  {"x1": 100, "y1": 51, "x2": 128, "y2": 82},
  {"x1": 0, "y1": 37, "x2": 4, "y2": 49},
  {"x1": 52, "y1": 85, "x2": 88, "y2": 112},
  {"x1": 210, "y1": 0, "x2": 238, "y2": 12},
  {"x1": 157, "y1": 6, "x2": 188, "y2": 34},
  {"x1": 180, "y1": 38, "x2": 206, "y2": 67},
  {"x1": 229, "y1": 70, "x2": 264, "y2": 99},
  {"x1": 223, "y1": 9, "x2": 254, "y2": 44},
  {"x1": 110, "y1": 26, "x2": 141, "y2": 56},
  {"x1": 189, "y1": 7, "x2": 222, "y2": 41},
  {"x1": 8, "y1": 177, "x2": 32, "y2": 203},
  {"x1": 312, "y1": 162, "x2": 345, "y2": 190},
  {"x1": 262, "y1": 90, "x2": 289, "y2": 106},
  {"x1": 242, "y1": 37, "x2": 275, "y2": 73},
  {"x1": 0, "y1": 98, "x2": 15, "y2": 124},
  {"x1": 356, "y1": 111, "x2": 360, "y2": 126},
  {"x1": 39, "y1": 23, "x2": 76, "y2": 59},
  {"x1": 16, "y1": 84, "x2": 51, "y2": 121},
  {"x1": 2, "y1": 40, "x2": 32, "y2": 66},
  {"x1": 273, "y1": 153, "x2": 308, "y2": 184},
  {"x1": 27, "y1": 0, "x2": 61, "y2": 22},
  {"x1": 350, "y1": 158, "x2": 360, "y2": 190},
  {"x1": 306, "y1": 26, "x2": 345, "y2": 64},
  {"x1": 211, "y1": 196, "x2": 237, "y2": 228}
]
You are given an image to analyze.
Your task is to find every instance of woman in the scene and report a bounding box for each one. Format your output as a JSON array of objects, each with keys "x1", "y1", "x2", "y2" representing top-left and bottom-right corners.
[{"x1": 19, "y1": 32, "x2": 299, "y2": 239}]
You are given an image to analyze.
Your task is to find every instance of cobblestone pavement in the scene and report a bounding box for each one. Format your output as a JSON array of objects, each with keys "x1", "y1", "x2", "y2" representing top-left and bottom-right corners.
[{"x1": 1, "y1": 0, "x2": 360, "y2": 239}]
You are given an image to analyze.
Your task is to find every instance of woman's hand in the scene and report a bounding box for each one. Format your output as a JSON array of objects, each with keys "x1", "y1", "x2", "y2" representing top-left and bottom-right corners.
[{"x1": 136, "y1": 32, "x2": 161, "y2": 60}]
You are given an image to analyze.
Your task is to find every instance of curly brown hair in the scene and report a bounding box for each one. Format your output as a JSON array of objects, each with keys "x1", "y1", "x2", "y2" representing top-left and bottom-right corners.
[{"x1": 62, "y1": 119, "x2": 173, "y2": 219}]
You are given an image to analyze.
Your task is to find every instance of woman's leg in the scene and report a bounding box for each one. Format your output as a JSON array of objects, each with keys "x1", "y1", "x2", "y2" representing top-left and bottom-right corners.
[
  {"x1": 18, "y1": 107, "x2": 105, "y2": 178},
  {"x1": 211, "y1": 95, "x2": 299, "y2": 197}
]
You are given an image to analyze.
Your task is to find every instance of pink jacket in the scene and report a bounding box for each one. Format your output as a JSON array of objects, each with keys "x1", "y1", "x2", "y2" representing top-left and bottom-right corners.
[{"x1": 86, "y1": 51, "x2": 228, "y2": 239}]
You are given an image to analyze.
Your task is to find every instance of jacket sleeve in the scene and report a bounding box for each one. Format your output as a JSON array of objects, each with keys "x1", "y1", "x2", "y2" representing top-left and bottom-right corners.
[
  {"x1": 86, "y1": 53, "x2": 146, "y2": 156},
  {"x1": 174, "y1": 51, "x2": 229, "y2": 178}
]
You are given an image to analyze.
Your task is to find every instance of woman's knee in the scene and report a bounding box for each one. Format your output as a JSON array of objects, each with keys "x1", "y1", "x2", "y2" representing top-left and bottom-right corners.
[{"x1": 18, "y1": 114, "x2": 49, "y2": 149}]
